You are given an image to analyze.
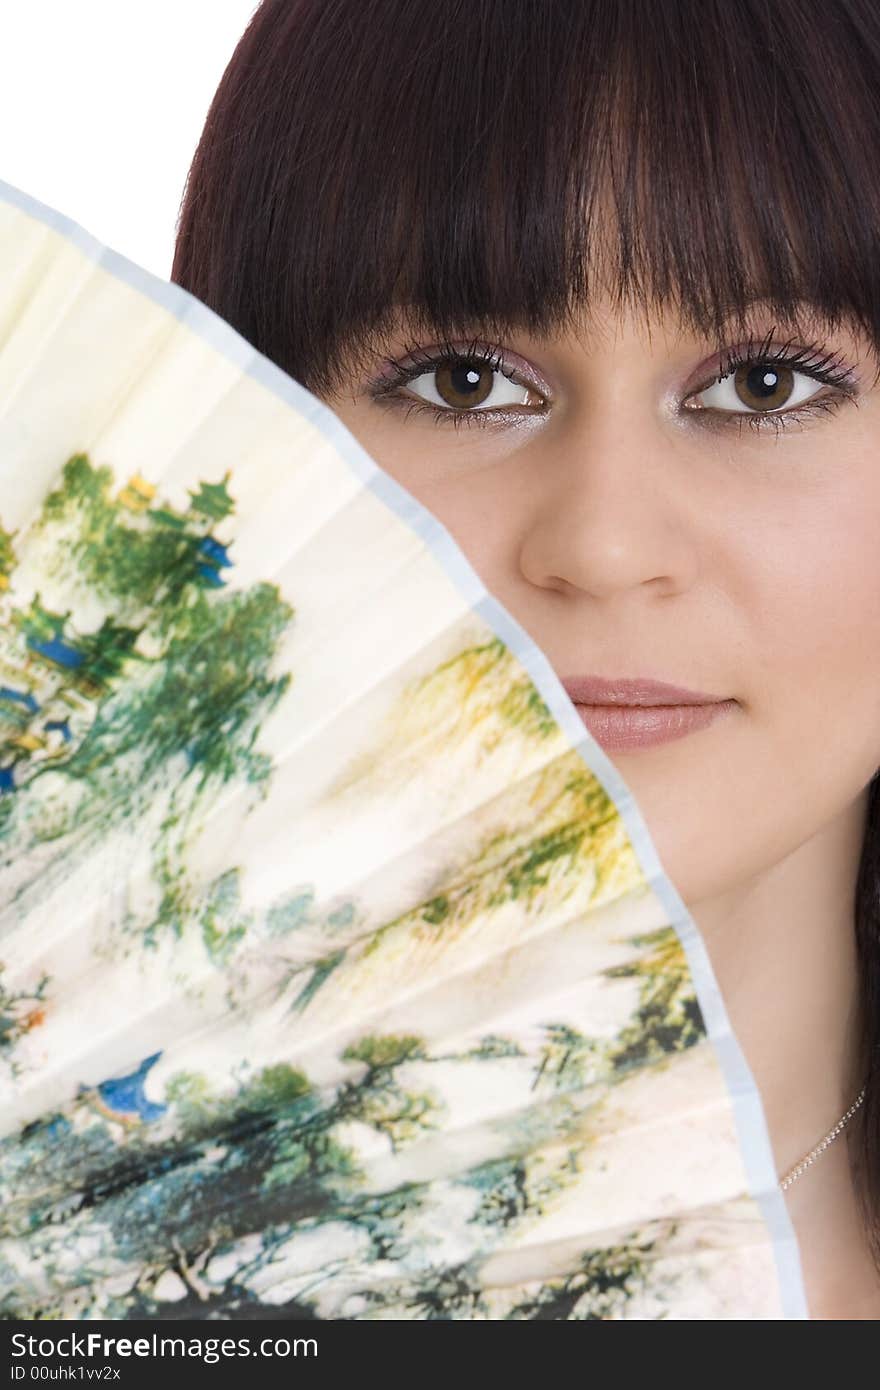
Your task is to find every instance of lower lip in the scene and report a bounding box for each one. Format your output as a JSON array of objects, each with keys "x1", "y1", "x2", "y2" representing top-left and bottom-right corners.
[{"x1": 573, "y1": 700, "x2": 738, "y2": 751}]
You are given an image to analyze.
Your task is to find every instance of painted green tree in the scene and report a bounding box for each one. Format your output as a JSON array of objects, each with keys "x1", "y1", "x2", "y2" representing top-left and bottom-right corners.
[
  {"x1": 605, "y1": 926, "x2": 704, "y2": 1072},
  {"x1": 0, "y1": 454, "x2": 294, "y2": 960},
  {"x1": 0, "y1": 919, "x2": 703, "y2": 1321},
  {"x1": 0, "y1": 522, "x2": 16, "y2": 586}
]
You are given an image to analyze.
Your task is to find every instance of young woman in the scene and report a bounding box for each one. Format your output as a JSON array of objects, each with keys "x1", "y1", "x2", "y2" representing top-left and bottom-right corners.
[{"x1": 171, "y1": 0, "x2": 880, "y2": 1317}]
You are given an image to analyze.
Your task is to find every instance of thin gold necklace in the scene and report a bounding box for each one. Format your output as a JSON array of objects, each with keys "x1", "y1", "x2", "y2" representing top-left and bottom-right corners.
[{"x1": 778, "y1": 1085, "x2": 867, "y2": 1191}]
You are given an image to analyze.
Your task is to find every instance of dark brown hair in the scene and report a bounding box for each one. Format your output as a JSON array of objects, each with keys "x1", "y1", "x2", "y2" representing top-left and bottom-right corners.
[{"x1": 171, "y1": 0, "x2": 880, "y2": 1265}]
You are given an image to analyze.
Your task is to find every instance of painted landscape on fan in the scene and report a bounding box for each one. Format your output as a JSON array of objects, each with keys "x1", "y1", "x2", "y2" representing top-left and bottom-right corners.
[{"x1": 0, "y1": 181, "x2": 804, "y2": 1319}]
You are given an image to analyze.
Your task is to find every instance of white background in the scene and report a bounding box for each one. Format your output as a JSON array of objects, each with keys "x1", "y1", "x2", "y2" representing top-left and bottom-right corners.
[{"x1": 0, "y1": 1, "x2": 261, "y2": 279}]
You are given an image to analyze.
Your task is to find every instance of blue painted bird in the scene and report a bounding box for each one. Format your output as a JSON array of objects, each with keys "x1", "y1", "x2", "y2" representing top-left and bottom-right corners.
[{"x1": 88, "y1": 1051, "x2": 168, "y2": 1125}]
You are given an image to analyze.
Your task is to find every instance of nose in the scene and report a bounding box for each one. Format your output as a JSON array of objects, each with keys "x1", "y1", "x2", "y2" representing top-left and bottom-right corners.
[{"x1": 517, "y1": 400, "x2": 701, "y2": 601}]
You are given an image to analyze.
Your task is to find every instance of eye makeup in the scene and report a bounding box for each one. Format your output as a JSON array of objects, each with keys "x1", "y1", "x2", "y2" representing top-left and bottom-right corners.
[{"x1": 365, "y1": 325, "x2": 862, "y2": 438}]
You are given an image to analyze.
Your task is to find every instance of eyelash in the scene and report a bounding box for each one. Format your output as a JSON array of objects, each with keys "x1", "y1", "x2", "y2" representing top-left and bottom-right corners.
[{"x1": 368, "y1": 330, "x2": 861, "y2": 436}]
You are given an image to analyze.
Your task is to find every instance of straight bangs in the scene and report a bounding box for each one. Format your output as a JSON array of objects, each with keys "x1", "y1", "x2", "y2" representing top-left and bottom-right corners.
[{"x1": 171, "y1": 0, "x2": 880, "y2": 397}]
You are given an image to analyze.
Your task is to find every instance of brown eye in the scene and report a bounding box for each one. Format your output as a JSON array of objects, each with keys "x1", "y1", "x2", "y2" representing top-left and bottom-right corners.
[
  {"x1": 434, "y1": 361, "x2": 495, "y2": 408},
  {"x1": 731, "y1": 362, "x2": 795, "y2": 411},
  {"x1": 689, "y1": 357, "x2": 830, "y2": 420},
  {"x1": 402, "y1": 356, "x2": 539, "y2": 414}
]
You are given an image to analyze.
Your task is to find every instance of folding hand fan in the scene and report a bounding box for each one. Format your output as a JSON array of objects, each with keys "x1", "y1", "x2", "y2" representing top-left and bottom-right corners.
[{"x1": 0, "y1": 177, "x2": 806, "y2": 1321}]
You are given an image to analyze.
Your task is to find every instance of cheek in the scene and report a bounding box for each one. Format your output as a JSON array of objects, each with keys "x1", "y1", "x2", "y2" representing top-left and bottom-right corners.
[
  {"x1": 620, "y1": 488, "x2": 880, "y2": 905},
  {"x1": 678, "y1": 546, "x2": 880, "y2": 900},
  {"x1": 768, "y1": 591, "x2": 880, "y2": 878},
  {"x1": 751, "y1": 489, "x2": 880, "y2": 780}
]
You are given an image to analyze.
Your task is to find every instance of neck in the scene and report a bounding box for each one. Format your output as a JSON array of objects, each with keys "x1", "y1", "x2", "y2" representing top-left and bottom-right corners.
[
  {"x1": 687, "y1": 785, "x2": 877, "y2": 1316},
  {"x1": 688, "y1": 785, "x2": 869, "y2": 1184}
]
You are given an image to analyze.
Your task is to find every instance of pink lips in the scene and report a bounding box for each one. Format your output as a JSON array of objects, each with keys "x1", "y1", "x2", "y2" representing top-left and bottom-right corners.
[{"x1": 559, "y1": 675, "x2": 738, "y2": 752}]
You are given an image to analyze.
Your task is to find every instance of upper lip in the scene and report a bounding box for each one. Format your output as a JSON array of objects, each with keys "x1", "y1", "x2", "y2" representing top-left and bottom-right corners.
[{"x1": 560, "y1": 675, "x2": 730, "y2": 707}]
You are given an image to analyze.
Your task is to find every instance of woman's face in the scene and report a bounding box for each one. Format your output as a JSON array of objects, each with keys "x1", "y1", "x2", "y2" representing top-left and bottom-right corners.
[{"x1": 322, "y1": 297, "x2": 880, "y2": 909}]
